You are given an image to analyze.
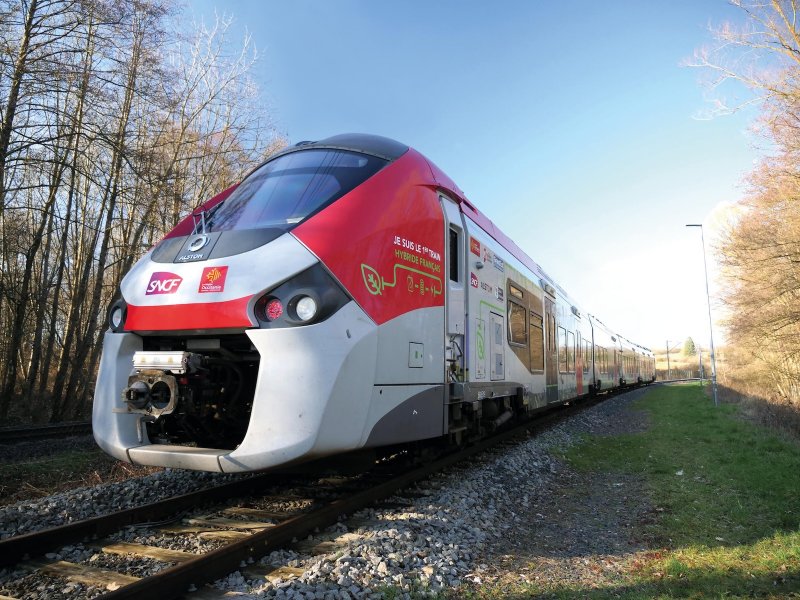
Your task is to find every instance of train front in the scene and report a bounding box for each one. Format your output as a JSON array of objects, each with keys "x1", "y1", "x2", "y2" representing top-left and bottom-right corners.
[{"x1": 93, "y1": 134, "x2": 446, "y2": 472}]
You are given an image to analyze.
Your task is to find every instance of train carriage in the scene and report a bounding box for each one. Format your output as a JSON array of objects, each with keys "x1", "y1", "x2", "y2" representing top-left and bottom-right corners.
[{"x1": 93, "y1": 134, "x2": 654, "y2": 472}]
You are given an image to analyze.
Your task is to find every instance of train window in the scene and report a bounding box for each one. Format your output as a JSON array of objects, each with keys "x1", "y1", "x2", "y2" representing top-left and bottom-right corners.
[
  {"x1": 530, "y1": 294, "x2": 543, "y2": 319},
  {"x1": 530, "y1": 312, "x2": 544, "y2": 371},
  {"x1": 558, "y1": 327, "x2": 568, "y2": 372},
  {"x1": 203, "y1": 149, "x2": 387, "y2": 233},
  {"x1": 509, "y1": 284, "x2": 524, "y2": 300},
  {"x1": 508, "y1": 301, "x2": 527, "y2": 346},
  {"x1": 449, "y1": 228, "x2": 460, "y2": 283},
  {"x1": 584, "y1": 341, "x2": 591, "y2": 372},
  {"x1": 567, "y1": 331, "x2": 575, "y2": 373},
  {"x1": 602, "y1": 348, "x2": 606, "y2": 374}
]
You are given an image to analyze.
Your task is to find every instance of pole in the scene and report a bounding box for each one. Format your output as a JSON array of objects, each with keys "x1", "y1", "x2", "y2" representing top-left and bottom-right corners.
[
  {"x1": 698, "y1": 347, "x2": 703, "y2": 380},
  {"x1": 686, "y1": 224, "x2": 719, "y2": 406},
  {"x1": 666, "y1": 339, "x2": 671, "y2": 380}
]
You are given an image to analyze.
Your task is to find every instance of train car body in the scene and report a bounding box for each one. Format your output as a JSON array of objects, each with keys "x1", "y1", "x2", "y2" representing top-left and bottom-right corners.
[{"x1": 93, "y1": 134, "x2": 654, "y2": 472}]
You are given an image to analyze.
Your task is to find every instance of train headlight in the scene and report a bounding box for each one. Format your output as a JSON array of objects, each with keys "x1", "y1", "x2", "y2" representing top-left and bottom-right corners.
[
  {"x1": 294, "y1": 296, "x2": 317, "y2": 322},
  {"x1": 108, "y1": 299, "x2": 127, "y2": 332},
  {"x1": 265, "y1": 298, "x2": 284, "y2": 320},
  {"x1": 252, "y1": 264, "x2": 351, "y2": 329},
  {"x1": 255, "y1": 296, "x2": 284, "y2": 322},
  {"x1": 111, "y1": 307, "x2": 124, "y2": 329}
]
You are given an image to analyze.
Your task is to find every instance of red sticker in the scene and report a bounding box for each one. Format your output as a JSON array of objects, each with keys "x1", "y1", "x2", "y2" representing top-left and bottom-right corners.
[
  {"x1": 199, "y1": 266, "x2": 228, "y2": 293},
  {"x1": 470, "y1": 272, "x2": 479, "y2": 288},
  {"x1": 470, "y1": 237, "x2": 481, "y2": 256},
  {"x1": 146, "y1": 272, "x2": 183, "y2": 295}
]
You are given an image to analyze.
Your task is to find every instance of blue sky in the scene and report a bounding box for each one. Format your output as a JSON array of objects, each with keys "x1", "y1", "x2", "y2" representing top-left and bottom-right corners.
[{"x1": 186, "y1": 0, "x2": 760, "y2": 352}]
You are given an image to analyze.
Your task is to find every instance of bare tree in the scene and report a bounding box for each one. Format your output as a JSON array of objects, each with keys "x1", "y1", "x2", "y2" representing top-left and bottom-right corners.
[
  {"x1": 0, "y1": 0, "x2": 283, "y2": 422},
  {"x1": 695, "y1": 0, "x2": 800, "y2": 411}
]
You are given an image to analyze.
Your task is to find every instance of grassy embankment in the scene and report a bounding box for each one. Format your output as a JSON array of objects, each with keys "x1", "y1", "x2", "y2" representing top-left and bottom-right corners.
[
  {"x1": 466, "y1": 383, "x2": 800, "y2": 599},
  {"x1": 0, "y1": 448, "x2": 159, "y2": 505}
]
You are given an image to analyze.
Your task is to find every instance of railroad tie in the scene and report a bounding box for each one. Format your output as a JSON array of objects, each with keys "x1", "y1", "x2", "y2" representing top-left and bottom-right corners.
[
  {"x1": 25, "y1": 559, "x2": 139, "y2": 591},
  {"x1": 88, "y1": 540, "x2": 196, "y2": 564}
]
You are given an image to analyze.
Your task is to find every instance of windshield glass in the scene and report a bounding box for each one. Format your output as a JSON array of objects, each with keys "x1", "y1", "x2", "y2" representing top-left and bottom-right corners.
[{"x1": 202, "y1": 149, "x2": 387, "y2": 233}]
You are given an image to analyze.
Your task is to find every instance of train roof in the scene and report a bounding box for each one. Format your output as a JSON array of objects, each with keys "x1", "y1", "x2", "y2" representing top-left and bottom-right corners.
[{"x1": 277, "y1": 133, "x2": 410, "y2": 162}]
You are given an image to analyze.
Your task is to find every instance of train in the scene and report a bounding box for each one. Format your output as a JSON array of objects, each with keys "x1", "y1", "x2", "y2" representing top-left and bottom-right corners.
[{"x1": 93, "y1": 134, "x2": 655, "y2": 472}]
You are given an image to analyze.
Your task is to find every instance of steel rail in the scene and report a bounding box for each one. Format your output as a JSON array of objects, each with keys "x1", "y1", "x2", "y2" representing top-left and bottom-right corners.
[
  {"x1": 98, "y1": 399, "x2": 590, "y2": 600},
  {"x1": 0, "y1": 421, "x2": 93, "y2": 444},
  {"x1": 0, "y1": 472, "x2": 284, "y2": 566}
]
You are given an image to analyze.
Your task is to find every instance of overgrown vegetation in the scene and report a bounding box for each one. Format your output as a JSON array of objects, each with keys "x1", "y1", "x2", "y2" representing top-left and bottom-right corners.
[
  {"x1": 460, "y1": 384, "x2": 800, "y2": 599},
  {"x1": 653, "y1": 338, "x2": 709, "y2": 380},
  {"x1": 692, "y1": 1, "x2": 800, "y2": 426},
  {"x1": 0, "y1": 446, "x2": 159, "y2": 505},
  {"x1": 0, "y1": 0, "x2": 284, "y2": 423}
]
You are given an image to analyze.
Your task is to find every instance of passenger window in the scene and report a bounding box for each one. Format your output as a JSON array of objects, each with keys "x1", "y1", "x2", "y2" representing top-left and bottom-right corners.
[
  {"x1": 567, "y1": 331, "x2": 575, "y2": 373},
  {"x1": 558, "y1": 326, "x2": 568, "y2": 372},
  {"x1": 508, "y1": 302, "x2": 527, "y2": 345},
  {"x1": 530, "y1": 312, "x2": 544, "y2": 371}
]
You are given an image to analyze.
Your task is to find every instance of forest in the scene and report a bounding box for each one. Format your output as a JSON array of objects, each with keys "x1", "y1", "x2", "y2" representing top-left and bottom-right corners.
[
  {"x1": 0, "y1": 0, "x2": 799, "y2": 426},
  {"x1": 0, "y1": 0, "x2": 283, "y2": 422}
]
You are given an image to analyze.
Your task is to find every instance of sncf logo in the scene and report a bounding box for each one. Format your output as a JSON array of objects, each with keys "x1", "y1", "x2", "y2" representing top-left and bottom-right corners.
[{"x1": 146, "y1": 272, "x2": 183, "y2": 295}]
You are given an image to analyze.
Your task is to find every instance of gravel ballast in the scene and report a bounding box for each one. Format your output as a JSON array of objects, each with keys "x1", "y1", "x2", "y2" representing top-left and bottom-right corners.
[
  {"x1": 0, "y1": 469, "x2": 250, "y2": 539},
  {"x1": 0, "y1": 387, "x2": 654, "y2": 599}
]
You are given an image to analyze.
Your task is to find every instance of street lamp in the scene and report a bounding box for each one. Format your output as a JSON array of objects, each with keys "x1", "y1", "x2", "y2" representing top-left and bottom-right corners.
[{"x1": 686, "y1": 224, "x2": 718, "y2": 406}]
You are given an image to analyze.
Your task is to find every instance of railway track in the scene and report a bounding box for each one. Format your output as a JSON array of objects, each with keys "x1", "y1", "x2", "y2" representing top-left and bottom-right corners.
[
  {"x1": 0, "y1": 390, "x2": 625, "y2": 599},
  {"x1": 0, "y1": 422, "x2": 92, "y2": 444}
]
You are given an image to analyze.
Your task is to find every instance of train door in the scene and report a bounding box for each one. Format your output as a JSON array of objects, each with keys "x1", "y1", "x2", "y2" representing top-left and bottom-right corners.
[
  {"x1": 441, "y1": 195, "x2": 466, "y2": 385},
  {"x1": 576, "y1": 331, "x2": 583, "y2": 395},
  {"x1": 544, "y1": 296, "x2": 558, "y2": 402},
  {"x1": 489, "y1": 312, "x2": 504, "y2": 380}
]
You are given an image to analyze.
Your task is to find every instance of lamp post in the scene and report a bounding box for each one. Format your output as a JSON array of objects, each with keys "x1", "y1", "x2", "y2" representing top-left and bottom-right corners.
[{"x1": 686, "y1": 224, "x2": 718, "y2": 406}]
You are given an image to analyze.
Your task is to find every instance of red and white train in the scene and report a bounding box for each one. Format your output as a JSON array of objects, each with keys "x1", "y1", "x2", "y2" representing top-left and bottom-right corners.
[{"x1": 93, "y1": 134, "x2": 655, "y2": 472}]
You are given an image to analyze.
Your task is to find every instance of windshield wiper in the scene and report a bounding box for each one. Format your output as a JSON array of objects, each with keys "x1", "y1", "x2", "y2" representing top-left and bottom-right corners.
[
  {"x1": 191, "y1": 209, "x2": 207, "y2": 235},
  {"x1": 191, "y1": 199, "x2": 227, "y2": 235}
]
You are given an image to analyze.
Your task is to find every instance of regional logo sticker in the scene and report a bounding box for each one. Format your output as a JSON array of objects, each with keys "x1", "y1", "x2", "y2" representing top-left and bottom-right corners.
[
  {"x1": 470, "y1": 237, "x2": 481, "y2": 256},
  {"x1": 199, "y1": 266, "x2": 228, "y2": 293}
]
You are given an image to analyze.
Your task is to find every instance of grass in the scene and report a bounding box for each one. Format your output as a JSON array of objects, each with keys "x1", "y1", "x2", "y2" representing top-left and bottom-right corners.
[
  {"x1": 566, "y1": 384, "x2": 799, "y2": 550},
  {"x1": 0, "y1": 447, "x2": 160, "y2": 505},
  {"x1": 458, "y1": 383, "x2": 800, "y2": 599}
]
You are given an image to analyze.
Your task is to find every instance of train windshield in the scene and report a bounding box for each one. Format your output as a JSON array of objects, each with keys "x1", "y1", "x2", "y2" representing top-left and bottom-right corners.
[{"x1": 202, "y1": 149, "x2": 387, "y2": 233}]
